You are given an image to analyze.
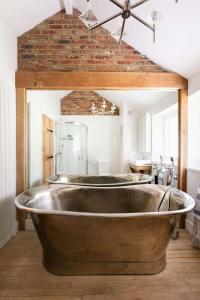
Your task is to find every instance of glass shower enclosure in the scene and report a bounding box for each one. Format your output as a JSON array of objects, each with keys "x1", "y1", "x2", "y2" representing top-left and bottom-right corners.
[{"x1": 56, "y1": 122, "x2": 88, "y2": 175}]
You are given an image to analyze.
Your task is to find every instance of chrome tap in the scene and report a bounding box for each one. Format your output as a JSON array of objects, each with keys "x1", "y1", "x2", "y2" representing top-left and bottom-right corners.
[{"x1": 169, "y1": 157, "x2": 178, "y2": 187}]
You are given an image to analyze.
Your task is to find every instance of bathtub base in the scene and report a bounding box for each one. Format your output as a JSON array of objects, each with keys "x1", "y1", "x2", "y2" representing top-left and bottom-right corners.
[{"x1": 43, "y1": 254, "x2": 166, "y2": 276}]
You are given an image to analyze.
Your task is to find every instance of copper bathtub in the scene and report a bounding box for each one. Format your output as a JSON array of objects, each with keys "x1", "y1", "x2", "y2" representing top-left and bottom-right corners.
[
  {"x1": 47, "y1": 173, "x2": 153, "y2": 186},
  {"x1": 15, "y1": 184, "x2": 194, "y2": 276}
]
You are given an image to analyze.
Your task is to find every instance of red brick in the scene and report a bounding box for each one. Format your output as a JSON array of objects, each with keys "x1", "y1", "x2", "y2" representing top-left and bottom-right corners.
[
  {"x1": 61, "y1": 91, "x2": 120, "y2": 115},
  {"x1": 18, "y1": 9, "x2": 165, "y2": 73}
]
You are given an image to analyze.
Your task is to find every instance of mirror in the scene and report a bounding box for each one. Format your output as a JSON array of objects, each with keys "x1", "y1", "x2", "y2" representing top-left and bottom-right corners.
[{"x1": 27, "y1": 89, "x2": 178, "y2": 188}]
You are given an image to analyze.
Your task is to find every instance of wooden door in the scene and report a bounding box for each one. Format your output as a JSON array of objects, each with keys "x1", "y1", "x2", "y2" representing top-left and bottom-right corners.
[{"x1": 42, "y1": 114, "x2": 55, "y2": 184}]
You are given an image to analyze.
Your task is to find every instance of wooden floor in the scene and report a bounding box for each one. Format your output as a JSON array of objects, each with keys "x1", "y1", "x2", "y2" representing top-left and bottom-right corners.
[{"x1": 0, "y1": 230, "x2": 200, "y2": 300}]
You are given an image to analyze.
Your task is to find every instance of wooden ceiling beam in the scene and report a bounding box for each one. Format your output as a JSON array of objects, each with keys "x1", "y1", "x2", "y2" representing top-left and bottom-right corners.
[{"x1": 15, "y1": 71, "x2": 188, "y2": 90}]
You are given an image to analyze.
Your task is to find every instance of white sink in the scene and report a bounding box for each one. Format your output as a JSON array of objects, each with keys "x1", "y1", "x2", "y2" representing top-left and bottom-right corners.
[{"x1": 130, "y1": 160, "x2": 152, "y2": 166}]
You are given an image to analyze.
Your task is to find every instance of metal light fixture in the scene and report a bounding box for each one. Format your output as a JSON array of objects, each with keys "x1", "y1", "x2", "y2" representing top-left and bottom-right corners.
[
  {"x1": 90, "y1": 0, "x2": 156, "y2": 43},
  {"x1": 79, "y1": 0, "x2": 98, "y2": 28},
  {"x1": 80, "y1": 0, "x2": 179, "y2": 44},
  {"x1": 111, "y1": 20, "x2": 127, "y2": 42},
  {"x1": 90, "y1": 99, "x2": 117, "y2": 115},
  {"x1": 146, "y1": 9, "x2": 163, "y2": 42}
]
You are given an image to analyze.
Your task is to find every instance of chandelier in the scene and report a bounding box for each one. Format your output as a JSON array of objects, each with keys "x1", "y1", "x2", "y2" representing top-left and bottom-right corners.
[
  {"x1": 80, "y1": 0, "x2": 179, "y2": 44},
  {"x1": 90, "y1": 99, "x2": 117, "y2": 115}
]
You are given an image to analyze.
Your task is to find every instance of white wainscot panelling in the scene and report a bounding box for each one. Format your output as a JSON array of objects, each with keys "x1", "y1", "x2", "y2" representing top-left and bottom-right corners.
[
  {"x1": 186, "y1": 168, "x2": 200, "y2": 234},
  {"x1": 0, "y1": 83, "x2": 17, "y2": 247}
]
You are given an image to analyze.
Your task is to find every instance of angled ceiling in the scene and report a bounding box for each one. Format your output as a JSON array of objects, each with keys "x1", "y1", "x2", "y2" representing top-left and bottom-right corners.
[
  {"x1": 96, "y1": 90, "x2": 177, "y2": 113},
  {"x1": 27, "y1": 89, "x2": 177, "y2": 114},
  {"x1": 0, "y1": 0, "x2": 63, "y2": 36},
  {"x1": 0, "y1": 0, "x2": 199, "y2": 78}
]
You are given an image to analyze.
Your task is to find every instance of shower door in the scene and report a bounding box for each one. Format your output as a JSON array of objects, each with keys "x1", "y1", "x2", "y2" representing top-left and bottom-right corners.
[{"x1": 56, "y1": 122, "x2": 88, "y2": 175}]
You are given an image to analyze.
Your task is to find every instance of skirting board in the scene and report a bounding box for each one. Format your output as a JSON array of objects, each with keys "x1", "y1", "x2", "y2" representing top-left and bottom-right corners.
[
  {"x1": 0, "y1": 232, "x2": 12, "y2": 249},
  {"x1": 0, "y1": 221, "x2": 18, "y2": 249}
]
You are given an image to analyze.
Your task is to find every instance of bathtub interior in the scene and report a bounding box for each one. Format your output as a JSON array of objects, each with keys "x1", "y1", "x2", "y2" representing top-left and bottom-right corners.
[
  {"x1": 23, "y1": 185, "x2": 188, "y2": 214},
  {"x1": 47, "y1": 173, "x2": 152, "y2": 186}
]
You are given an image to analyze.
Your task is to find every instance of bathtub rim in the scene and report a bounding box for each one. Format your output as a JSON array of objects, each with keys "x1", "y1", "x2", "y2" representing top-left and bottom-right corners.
[
  {"x1": 15, "y1": 184, "x2": 195, "y2": 218},
  {"x1": 47, "y1": 173, "x2": 153, "y2": 187}
]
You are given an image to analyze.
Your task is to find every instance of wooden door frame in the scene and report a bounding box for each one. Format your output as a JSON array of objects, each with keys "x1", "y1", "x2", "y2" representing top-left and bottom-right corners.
[
  {"x1": 42, "y1": 114, "x2": 55, "y2": 184},
  {"x1": 16, "y1": 71, "x2": 188, "y2": 230}
]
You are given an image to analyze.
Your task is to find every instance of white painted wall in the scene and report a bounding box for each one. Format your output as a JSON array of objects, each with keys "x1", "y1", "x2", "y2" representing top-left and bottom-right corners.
[
  {"x1": 0, "y1": 15, "x2": 17, "y2": 247},
  {"x1": 150, "y1": 92, "x2": 178, "y2": 115},
  {"x1": 152, "y1": 104, "x2": 178, "y2": 163},
  {"x1": 189, "y1": 72, "x2": 200, "y2": 96},
  {"x1": 57, "y1": 115, "x2": 121, "y2": 175},
  {"x1": 188, "y1": 92, "x2": 200, "y2": 169},
  {"x1": 186, "y1": 92, "x2": 200, "y2": 233},
  {"x1": 152, "y1": 114, "x2": 164, "y2": 162},
  {"x1": 120, "y1": 103, "x2": 139, "y2": 172},
  {"x1": 27, "y1": 91, "x2": 68, "y2": 187},
  {"x1": 186, "y1": 169, "x2": 200, "y2": 234},
  {"x1": 151, "y1": 92, "x2": 178, "y2": 164}
]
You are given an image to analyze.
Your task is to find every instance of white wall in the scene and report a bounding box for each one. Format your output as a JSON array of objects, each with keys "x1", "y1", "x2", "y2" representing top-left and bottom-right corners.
[
  {"x1": 120, "y1": 103, "x2": 139, "y2": 172},
  {"x1": 189, "y1": 71, "x2": 200, "y2": 96},
  {"x1": 27, "y1": 91, "x2": 67, "y2": 187},
  {"x1": 186, "y1": 169, "x2": 200, "y2": 234},
  {"x1": 152, "y1": 114, "x2": 164, "y2": 162},
  {"x1": 150, "y1": 92, "x2": 178, "y2": 115},
  {"x1": 151, "y1": 93, "x2": 178, "y2": 163},
  {"x1": 186, "y1": 92, "x2": 200, "y2": 233},
  {"x1": 57, "y1": 115, "x2": 121, "y2": 175},
  {"x1": 188, "y1": 92, "x2": 200, "y2": 168},
  {"x1": 152, "y1": 103, "x2": 178, "y2": 163},
  {"x1": 0, "y1": 16, "x2": 17, "y2": 247}
]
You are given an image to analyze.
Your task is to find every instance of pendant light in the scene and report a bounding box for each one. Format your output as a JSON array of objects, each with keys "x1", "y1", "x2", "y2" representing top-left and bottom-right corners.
[{"x1": 79, "y1": 0, "x2": 98, "y2": 28}]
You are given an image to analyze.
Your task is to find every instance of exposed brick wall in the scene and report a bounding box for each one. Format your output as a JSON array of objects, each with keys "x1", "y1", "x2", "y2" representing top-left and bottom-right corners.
[
  {"x1": 61, "y1": 91, "x2": 120, "y2": 115},
  {"x1": 18, "y1": 9, "x2": 165, "y2": 72}
]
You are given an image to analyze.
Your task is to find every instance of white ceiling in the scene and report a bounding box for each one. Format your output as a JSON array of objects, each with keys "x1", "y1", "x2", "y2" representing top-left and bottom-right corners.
[
  {"x1": 0, "y1": 0, "x2": 199, "y2": 78},
  {"x1": 28, "y1": 89, "x2": 177, "y2": 113},
  {"x1": 0, "y1": 0, "x2": 63, "y2": 36},
  {"x1": 96, "y1": 90, "x2": 177, "y2": 113},
  {"x1": 27, "y1": 90, "x2": 71, "y2": 101}
]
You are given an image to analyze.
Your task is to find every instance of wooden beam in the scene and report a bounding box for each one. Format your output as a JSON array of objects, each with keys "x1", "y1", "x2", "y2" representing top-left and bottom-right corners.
[
  {"x1": 178, "y1": 88, "x2": 188, "y2": 192},
  {"x1": 16, "y1": 88, "x2": 28, "y2": 230},
  {"x1": 63, "y1": 0, "x2": 73, "y2": 15},
  {"x1": 16, "y1": 71, "x2": 188, "y2": 90}
]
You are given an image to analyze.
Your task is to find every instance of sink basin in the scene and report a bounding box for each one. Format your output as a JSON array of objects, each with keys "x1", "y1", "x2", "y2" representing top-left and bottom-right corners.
[{"x1": 130, "y1": 160, "x2": 153, "y2": 166}]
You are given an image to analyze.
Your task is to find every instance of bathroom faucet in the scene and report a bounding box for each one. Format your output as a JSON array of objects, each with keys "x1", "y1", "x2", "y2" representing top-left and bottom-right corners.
[
  {"x1": 156, "y1": 156, "x2": 177, "y2": 187},
  {"x1": 154, "y1": 156, "x2": 163, "y2": 184},
  {"x1": 169, "y1": 157, "x2": 178, "y2": 187}
]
